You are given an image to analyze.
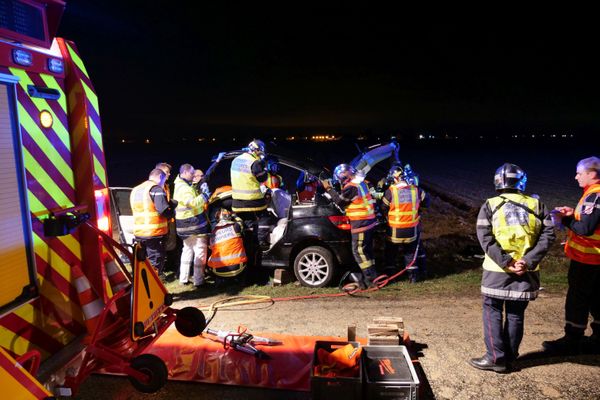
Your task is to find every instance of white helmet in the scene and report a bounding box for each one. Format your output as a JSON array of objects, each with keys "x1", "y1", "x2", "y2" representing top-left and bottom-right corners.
[{"x1": 333, "y1": 164, "x2": 356, "y2": 185}]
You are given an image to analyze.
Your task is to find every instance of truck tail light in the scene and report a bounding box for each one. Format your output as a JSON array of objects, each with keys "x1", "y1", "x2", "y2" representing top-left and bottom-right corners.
[
  {"x1": 327, "y1": 215, "x2": 351, "y2": 230},
  {"x1": 94, "y1": 189, "x2": 111, "y2": 234}
]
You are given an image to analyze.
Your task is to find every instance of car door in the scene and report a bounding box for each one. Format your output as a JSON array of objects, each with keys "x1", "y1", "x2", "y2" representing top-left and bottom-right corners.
[{"x1": 109, "y1": 187, "x2": 134, "y2": 246}]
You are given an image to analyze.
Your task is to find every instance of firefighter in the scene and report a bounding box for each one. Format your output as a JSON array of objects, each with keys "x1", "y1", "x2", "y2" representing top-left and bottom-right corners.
[
  {"x1": 173, "y1": 164, "x2": 211, "y2": 286},
  {"x1": 380, "y1": 165, "x2": 429, "y2": 283},
  {"x1": 156, "y1": 161, "x2": 178, "y2": 273},
  {"x1": 296, "y1": 170, "x2": 321, "y2": 201},
  {"x1": 322, "y1": 164, "x2": 378, "y2": 288},
  {"x1": 470, "y1": 163, "x2": 555, "y2": 372},
  {"x1": 230, "y1": 139, "x2": 271, "y2": 250},
  {"x1": 543, "y1": 156, "x2": 600, "y2": 354},
  {"x1": 264, "y1": 156, "x2": 284, "y2": 190},
  {"x1": 130, "y1": 168, "x2": 176, "y2": 275},
  {"x1": 207, "y1": 209, "x2": 248, "y2": 282}
]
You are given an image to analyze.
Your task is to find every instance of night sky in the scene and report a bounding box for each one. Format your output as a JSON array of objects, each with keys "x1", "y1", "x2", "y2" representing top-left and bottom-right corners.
[{"x1": 57, "y1": 4, "x2": 600, "y2": 140}]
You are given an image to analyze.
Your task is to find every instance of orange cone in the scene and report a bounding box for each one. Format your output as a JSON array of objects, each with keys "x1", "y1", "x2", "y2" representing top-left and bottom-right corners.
[
  {"x1": 104, "y1": 255, "x2": 130, "y2": 293},
  {"x1": 72, "y1": 264, "x2": 105, "y2": 335}
]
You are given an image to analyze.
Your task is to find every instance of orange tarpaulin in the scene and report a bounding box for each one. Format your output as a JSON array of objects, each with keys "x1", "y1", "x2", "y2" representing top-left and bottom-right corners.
[{"x1": 145, "y1": 327, "x2": 367, "y2": 392}]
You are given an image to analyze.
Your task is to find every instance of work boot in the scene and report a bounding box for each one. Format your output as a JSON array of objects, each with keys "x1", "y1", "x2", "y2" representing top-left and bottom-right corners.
[
  {"x1": 582, "y1": 334, "x2": 600, "y2": 354},
  {"x1": 542, "y1": 335, "x2": 582, "y2": 355},
  {"x1": 468, "y1": 356, "x2": 507, "y2": 373},
  {"x1": 361, "y1": 267, "x2": 378, "y2": 289}
]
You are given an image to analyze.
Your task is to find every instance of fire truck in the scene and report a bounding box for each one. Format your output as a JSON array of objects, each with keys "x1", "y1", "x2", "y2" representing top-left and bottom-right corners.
[{"x1": 0, "y1": 0, "x2": 128, "y2": 394}]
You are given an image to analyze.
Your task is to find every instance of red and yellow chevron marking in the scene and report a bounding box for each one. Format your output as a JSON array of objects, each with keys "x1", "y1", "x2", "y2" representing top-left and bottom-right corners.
[
  {"x1": 0, "y1": 62, "x2": 90, "y2": 357},
  {"x1": 0, "y1": 348, "x2": 52, "y2": 400}
]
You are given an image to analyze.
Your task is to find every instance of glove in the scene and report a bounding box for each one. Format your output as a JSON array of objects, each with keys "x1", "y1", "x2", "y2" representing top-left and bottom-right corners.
[
  {"x1": 216, "y1": 152, "x2": 226, "y2": 163},
  {"x1": 169, "y1": 199, "x2": 178, "y2": 208},
  {"x1": 200, "y1": 182, "x2": 211, "y2": 197},
  {"x1": 321, "y1": 179, "x2": 332, "y2": 190}
]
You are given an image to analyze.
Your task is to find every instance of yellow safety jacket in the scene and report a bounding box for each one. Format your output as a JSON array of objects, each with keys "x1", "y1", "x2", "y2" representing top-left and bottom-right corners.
[
  {"x1": 565, "y1": 184, "x2": 600, "y2": 264},
  {"x1": 231, "y1": 152, "x2": 263, "y2": 201},
  {"x1": 482, "y1": 193, "x2": 542, "y2": 272},
  {"x1": 344, "y1": 181, "x2": 376, "y2": 221},
  {"x1": 173, "y1": 176, "x2": 209, "y2": 236},
  {"x1": 130, "y1": 180, "x2": 168, "y2": 238},
  {"x1": 388, "y1": 183, "x2": 420, "y2": 228}
]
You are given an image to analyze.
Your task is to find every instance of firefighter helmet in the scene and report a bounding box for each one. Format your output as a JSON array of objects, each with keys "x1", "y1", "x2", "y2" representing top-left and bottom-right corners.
[
  {"x1": 494, "y1": 163, "x2": 527, "y2": 192},
  {"x1": 333, "y1": 164, "x2": 356, "y2": 185},
  {"x1": 248, "y1": 139, "x2": 266, "y2": 158},
  {"x1": 388, "y1": 165, "x2": 405, "y2": 183}
]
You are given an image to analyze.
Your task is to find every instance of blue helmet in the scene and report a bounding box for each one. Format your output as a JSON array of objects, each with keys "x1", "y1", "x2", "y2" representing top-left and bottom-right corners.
[
  {"x1": 494, "y1": 163, "x2": 527, "y2": 192},
  {"x1": 333, "y1": 164, "x2": 356, "y2": 185},
  {"x1": 248, "y1": 139, "x2": 266, "y2": 157}
]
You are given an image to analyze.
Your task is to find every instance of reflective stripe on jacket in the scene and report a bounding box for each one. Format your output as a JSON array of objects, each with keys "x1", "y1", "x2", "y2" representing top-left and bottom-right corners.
[
  {"x1": 130, "y1": 180, "x2": 168, "y2": 237},
  {"x1": 565, "y1": 184, "x2": 600, "y2": 264},
  {"x1": 388, "y1": 183, "x2": 420, "y2": 228},
  {"x1": 231, "y1": 152, "x2": 263, "y2": 200},
  {"x1": 173, "y1": 176, "x2": 209, "y2": 237},
  {"x1": 208, "y1": 221, "x2": 247, "y2": 277},
  {"x1": 479, "y1": 193, "x2": 545, "y2": 300},
  {"x1": 344, "y1": 181, "x2": 376, "y2": 221}
]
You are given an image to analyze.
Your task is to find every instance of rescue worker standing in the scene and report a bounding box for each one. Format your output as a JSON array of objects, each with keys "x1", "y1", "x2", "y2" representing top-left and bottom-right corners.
[
  {"x1": 543, "y1": 156, "x2": 600, "y2": 354},
  {"x1": 230, "y1": 139, "x2": 271, "y2": 249},
  {"x1": 322, "y1": 164, "x2": 378, "y2": 287},
  {"x1": 130, "y1": 168, "x2": 176, "y2": 275},
  {"x1": 264, "y1": 156, "x2": 284, "y2": 190},
  {"x1": 470, "y1": 163, "x2": 555, "y2": 372},
  {"x1": 380, "y1": 165, "x2": 429, "y2": 283},
  {"x1": 173, "y1": 164, "x2": 211, "y2": 286}
]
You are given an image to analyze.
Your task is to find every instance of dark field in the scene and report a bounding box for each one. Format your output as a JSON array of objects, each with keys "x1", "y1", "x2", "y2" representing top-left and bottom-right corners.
[{"x1": 105, "y1": 139, "x2": 585, "y2": 209}]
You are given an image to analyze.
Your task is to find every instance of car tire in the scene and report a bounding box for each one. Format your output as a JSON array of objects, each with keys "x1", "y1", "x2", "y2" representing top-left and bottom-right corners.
[{"x1": 293, "y1": 246, "x2": 335, "y2": 288}]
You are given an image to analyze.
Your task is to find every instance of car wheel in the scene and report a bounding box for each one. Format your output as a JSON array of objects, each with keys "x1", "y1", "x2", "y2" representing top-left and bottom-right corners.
[{"x1": 293, "y1": 246, "x2": 335, "y2": 288}]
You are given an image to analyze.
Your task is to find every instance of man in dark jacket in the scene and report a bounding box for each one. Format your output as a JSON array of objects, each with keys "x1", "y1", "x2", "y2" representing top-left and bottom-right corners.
[{"x1": 470, "y1": 163, "x2": 555, "y2": 372}]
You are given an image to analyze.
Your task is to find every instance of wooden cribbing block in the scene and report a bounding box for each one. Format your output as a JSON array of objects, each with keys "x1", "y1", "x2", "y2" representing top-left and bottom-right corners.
[
  {"x1": 368, "y1": 324, "x2": 399, "y2": 337},
  {"x1": 373, "y1": 316, "x2": 404, "y2": 329},
  {"x1": 368, "y1": 335, "x2": 401, "y2": 345},
  {"x1": 347, "y1": 325, "x2": 356, "y2": 342}
]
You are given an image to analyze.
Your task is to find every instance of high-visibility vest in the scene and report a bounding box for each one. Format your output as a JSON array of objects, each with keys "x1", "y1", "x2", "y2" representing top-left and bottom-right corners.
[
  {"x1": 565, "y1": 184, "x2": 600, "y2": 265},
  {"x1": 388, "y1": 183, "x2": 420, "y2": 228},
  {"x1": 130, "y1": 180, "x2": 168, "y2": 237},
  {"x1": 344, "y1": 181, "x2": 376, "y2": 221},
  {"x1": 482, "y1": 193, "x2": 542, "y2": 272},
  {"x1": 231, "y1": 152, "x2": 263, "y2": 201},
  {"x1": 298, "y1": 181, "x2": 318, "y2": 201},
  {"x1": 208, "y1": 221, "x2": 247, "y2": 277},
  {"x1": 264, "y1": 173, "x2": 283, "y2": 189}
]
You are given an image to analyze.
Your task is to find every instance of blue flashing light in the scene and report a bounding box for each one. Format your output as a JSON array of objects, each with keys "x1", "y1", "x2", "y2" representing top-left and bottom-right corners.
[
  {"x1": 12, "y1": 49, "x2": 33, "y2": 66},
  {"x1": 47, "y1": 58, "x2": 64, "y2": 74}
]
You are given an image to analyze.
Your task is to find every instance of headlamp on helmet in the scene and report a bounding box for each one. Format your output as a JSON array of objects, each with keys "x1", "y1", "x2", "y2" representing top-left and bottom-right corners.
[{"x1": 494, "y1": 163, "x2": 527, "y2": 192}]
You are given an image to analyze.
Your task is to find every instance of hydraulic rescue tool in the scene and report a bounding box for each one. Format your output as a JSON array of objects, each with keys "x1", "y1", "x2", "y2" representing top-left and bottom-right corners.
[{"x1": 205, "y1": 327, "x2": 282, "y2": 360}]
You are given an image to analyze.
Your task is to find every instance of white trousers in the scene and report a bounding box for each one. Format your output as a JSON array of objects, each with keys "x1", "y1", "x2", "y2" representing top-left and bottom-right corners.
[{"x1": 179, "y1": 235, "x2": 208, "y2": 285}]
